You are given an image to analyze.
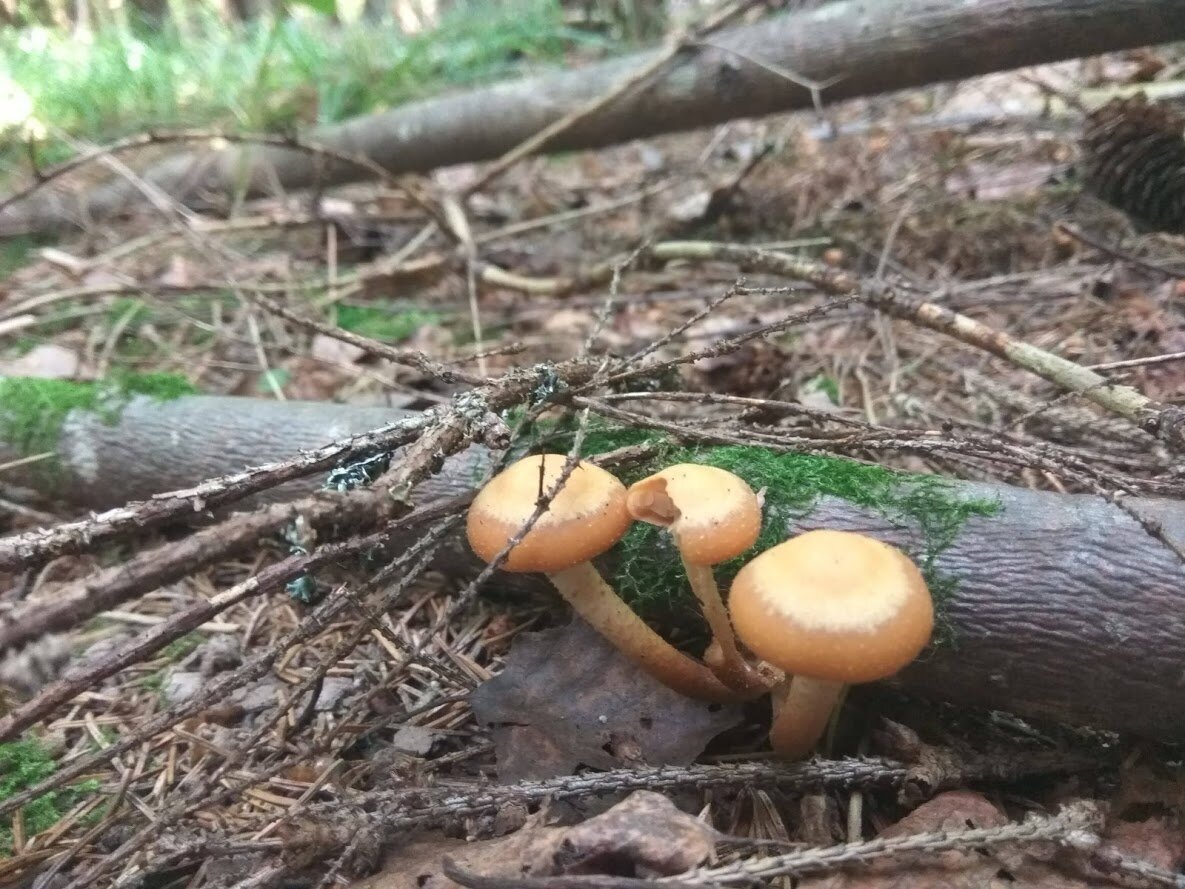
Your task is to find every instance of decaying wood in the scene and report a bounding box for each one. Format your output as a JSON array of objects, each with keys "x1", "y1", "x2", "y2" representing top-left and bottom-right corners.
[
  {"x1": 3, "y1": 0, "x2": 1185, "y2": 235},
  {"x1": 4, "y1": 391, "x2": 1185, "y2": 742}
]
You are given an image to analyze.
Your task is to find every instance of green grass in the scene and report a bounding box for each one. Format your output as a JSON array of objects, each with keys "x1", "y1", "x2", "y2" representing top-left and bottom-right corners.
[
  {"x1": 0, "y1": 739, "x2": 102, "y2": 857},
  {"x1": 0, "y1": 0, "x2": 615, "y2": 171}
]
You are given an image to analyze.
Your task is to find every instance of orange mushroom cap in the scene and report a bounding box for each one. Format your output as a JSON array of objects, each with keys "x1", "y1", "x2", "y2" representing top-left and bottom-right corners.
[
  {"x1": 728, "y1": 529, "x2": 934, "y2": 684},
  {"x1": 466, "y1": 453, "x2": 631, "y2": 574},
  {"x1": 625, "y1": 463, "x2": 761, "y2": 565}
]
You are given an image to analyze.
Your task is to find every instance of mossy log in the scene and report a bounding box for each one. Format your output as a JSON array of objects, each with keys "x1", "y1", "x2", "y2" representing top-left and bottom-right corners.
[{"x1": 3, "y1": 389, "x2": 1185, "y2": 742}]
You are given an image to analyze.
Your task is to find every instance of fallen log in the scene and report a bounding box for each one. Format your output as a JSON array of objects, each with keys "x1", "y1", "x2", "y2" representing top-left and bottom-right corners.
[
  {"x1": 3, "y1": 390, "x2": 1184, "y2": 742},
  {"x1": 3, "y1": 0, "x2": 1185, "y2": 235}
]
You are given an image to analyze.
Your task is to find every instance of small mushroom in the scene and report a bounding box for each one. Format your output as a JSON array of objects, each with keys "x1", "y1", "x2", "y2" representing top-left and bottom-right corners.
[
  {"x1": 626, "y1": 463, "x2": 767, "y2": 695},
  {"x1": 467, "y1": 453, "x2": 733, "y2": 703},
  {"x1": 728, "y1": 529, "x2": 934, "y2": 759}
]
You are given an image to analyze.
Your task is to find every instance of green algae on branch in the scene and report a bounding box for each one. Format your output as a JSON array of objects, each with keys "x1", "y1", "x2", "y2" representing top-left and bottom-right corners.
[
  {"x1": 566, "y1": 426, "x2": 1001, "y2": 646},
  {"x1": 0, "y1": 737, "x2": 101, "y2": 857},
  {"x1": 0, "y1": 372, "x2": 196, "y2": 459}
]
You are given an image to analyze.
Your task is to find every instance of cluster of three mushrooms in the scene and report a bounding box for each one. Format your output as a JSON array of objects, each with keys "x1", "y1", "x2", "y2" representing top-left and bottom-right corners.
[{"x1": 466, "y1": 453, "x2": 935, "y2": 758}]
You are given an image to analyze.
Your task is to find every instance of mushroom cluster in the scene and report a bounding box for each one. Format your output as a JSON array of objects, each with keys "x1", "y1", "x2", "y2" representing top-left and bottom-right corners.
[{"x1": 466, "y1": 453, "x2": 935, "y2": 759}]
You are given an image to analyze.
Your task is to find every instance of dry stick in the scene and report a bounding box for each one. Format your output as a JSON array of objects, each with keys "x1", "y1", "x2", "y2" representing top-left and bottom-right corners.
[
  {"x1": 442, "y1": 801, "x2": 1105, "y2": 889},
  {"x1": 85, "y1": 523, "x2": 458, "y2": 889},
  {"x1": 82, "y1": 694, "x2": 468, "y2": 889},
  {"x1": 144, "y1": 743, "x2": 1108, "y2": 884},
  {"x1": 0, "y1": 520, "x2": 448, "y2": 830},
  {"x1": 96, "y1": 413, "x2": 601, "y2": 889},
  {"x1": 603, "y1": 290, "x2": 864, "y2": 392},
  {"x1": 577, "y1": 399, "x2": 1179, "y2": 513},
  {"x1": 1089, "y1": 350, "x2": 1185, "y2": 371},
  {"x1": 273, "y1": 748, "x2": 1102, "y2": 868},
  {"x1": 0, "y1": 490, "x2": 369, "y2": 649},
  {"x1": 129, "y1": 759, "x2": 903, "y2": 882},
  {"x1": 127, "y1": 444, "x2": 659, "y2": 885},
  {"x1": 0, "y1": 471, "x2": 418, "y2": 654},
  {"x1": 1087, "y1": 846, "x2": 1185, "y2": 889},
  {"x1": 0, "y1": 494, "x2": 470, "y2": 742},
  {"x1": 245, "y1": 290, "x2": 483, "y2": 385},
  {"x1": 462, "y1": 0, "x2": 756, "y2": 196},
  {"x1": 647, "y1": 241, "x2": 1185, "y2": 452},
  {"x1": 0, "y1": 250, "x2": 451, "y2": 322},
  {"x1": 81, "y1": 406, "x2": 619, "y2": 889},
  {"x1": 0, "y1": 404, "x2": 431, "y2": 573},
  {"x1": 595, "y1": 390, "x2": 1164, "y2": 476},
  {"x1": 670, "y1": 801, "x2": 1104, "y2": 887},
  {"x1": 0, "y1": 360, "x2": 603, "y2": 823}
]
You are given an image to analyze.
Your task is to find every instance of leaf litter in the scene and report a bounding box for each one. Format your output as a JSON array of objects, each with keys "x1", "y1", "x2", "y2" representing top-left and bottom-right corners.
[{"x1": 469, "y1": 617, "x2": 742, "y2": 782}]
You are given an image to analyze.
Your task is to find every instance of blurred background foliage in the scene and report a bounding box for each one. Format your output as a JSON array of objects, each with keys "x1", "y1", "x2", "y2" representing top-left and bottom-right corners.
[{"x1": 0, "y1": 0, "x2": 671, "y2": 173}]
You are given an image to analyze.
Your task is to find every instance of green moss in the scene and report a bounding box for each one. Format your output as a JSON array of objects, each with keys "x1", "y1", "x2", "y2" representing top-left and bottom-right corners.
[
  {"x1": 0, "y1": 739, "x2": 101, "y2": 857},
  {"x1": 0, "y1": 372, "x2": 197, "y2": 484},
  {"x1": 539, "y1": 422, "x2": 1000, "y2": 648},
  {"x1": 161, "y1": 632, "x2": 203, "y2": 662},
  {"x1": 334, "y1": 304, "x2": 444, "y2": 343}
]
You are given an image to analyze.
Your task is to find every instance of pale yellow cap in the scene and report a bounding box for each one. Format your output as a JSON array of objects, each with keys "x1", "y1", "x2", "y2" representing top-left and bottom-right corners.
[
  {"x1": 466, "y1": 454, "x2": 630, "y2": 573},
  {"x1": 729, "y1": 529, "x2": 934, "y2": 683},
  {"x1": 625, "y1": 463, "x2": 761, "y2": 565}
]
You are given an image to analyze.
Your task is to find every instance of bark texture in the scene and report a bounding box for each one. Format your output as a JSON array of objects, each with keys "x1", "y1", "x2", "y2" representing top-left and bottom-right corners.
[
  {"x1": 4, "y1": 0, "x2": 1185, "y2": 234},
  {"x1": 6, "y1": 394, "x2": 1185, "y2": 741}
]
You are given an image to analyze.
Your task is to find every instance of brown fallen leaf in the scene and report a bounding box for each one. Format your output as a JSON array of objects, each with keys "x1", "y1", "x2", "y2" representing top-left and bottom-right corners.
[
  {"x1": 354, "y1": 791, "x2": 716, "y2": 889},
  {"x1": 800, "y1": 791, "x2": 1184, "y2": 889},
  {"x1": 1, "y1": 343, "x2": 80, "y2": 379},
  {"x1": 544, "y1": 789, "x2": 716, "y2": 877},
  {"x1": 469, "y1": 618, "x2": 741, "y2": 781}
]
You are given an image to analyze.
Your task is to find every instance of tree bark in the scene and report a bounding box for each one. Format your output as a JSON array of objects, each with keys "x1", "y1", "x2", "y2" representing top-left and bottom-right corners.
[
  {"x1": 4, "y1": 392, "x2": 1185, "y2": 742},
  {"x1": 4, "y1": 0, "x2": 1184, "y2": 235}
]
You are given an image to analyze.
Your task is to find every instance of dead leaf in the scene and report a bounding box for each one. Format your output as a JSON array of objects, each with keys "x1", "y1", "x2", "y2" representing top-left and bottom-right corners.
[
  {"x1": 799, "y1": 791, "x2": 1181, "y2": 889},
  {"x1": 798, "y1": 792, "x2": 1051, "y2": 889},
  {"x1": 944, "y1": 162, "x2": 1061, "y2": 201},
  {"x1": 545, "y1": 790, "x2": 716, "y2": 877},
  {"x1": 311, "y1": 333, "x2": 366, "y2": 365},
  {"x1": 357, "y1": 830, "x2": 564, "y2": 889},
  {"x1": 354, "y1": 791, "x2": 715, "y2": 889},
  {"x1": 666, "y1": 189, "x2": 714, "y2": 224},
  {"x1": 390, "y1": 725, "x2": 437, "y2": 756},
  {"x1": 1112, "y1": 760, "x2": 1185, "y2": 817},
  {"x1": 158, "y1": 255, "x2": 195, "y2": 289},
  {"x1": 1, "y1": 343, "x2": 81, "y2": 379},
  {"x1": 1104, "y1": 817, "x2": 1185, "y2": 872},
  {"x1": 469, "y1": 618, "x2": 741, "y2": 781}
]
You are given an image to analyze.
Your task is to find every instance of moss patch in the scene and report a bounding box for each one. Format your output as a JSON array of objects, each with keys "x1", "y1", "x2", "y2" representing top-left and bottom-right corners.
[
  {"x1": 0, "y1": 372, "x2": 197, "y2": 486},
  {"x1": 334, "y1": 304, "x2": 444, "y2": 343},
  {"x1": 0, "y1": 372, "x2": 196, "y2": 458},
  {"x1": 538, "y1": 422, "x2": 1000, "y2": 647},
  {"x1": 0, "y1": 738, "x2": 101, "y2": 857}
]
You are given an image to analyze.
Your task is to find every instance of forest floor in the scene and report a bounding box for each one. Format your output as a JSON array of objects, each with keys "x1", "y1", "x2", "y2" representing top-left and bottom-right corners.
[{"x1": 1, "y1": 35, "x2": 1185, "y2": 889}]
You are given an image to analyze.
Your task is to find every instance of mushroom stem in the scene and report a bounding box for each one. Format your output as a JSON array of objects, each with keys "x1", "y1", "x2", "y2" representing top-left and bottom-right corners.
[
  {"x1": 768, "y1": 676, "x2": 847, "y2": 759},
  {"x1": 546, "y1": 562, "x2": 735, "y2": 703},
  {"x1": 682, "y1": 559, "x2": 769, "y2": 696}
]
